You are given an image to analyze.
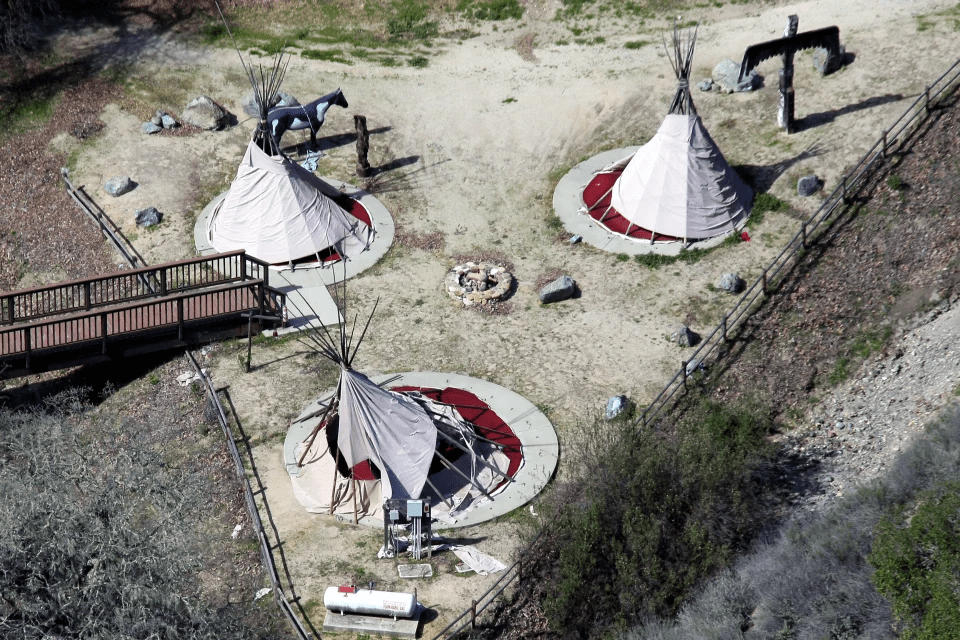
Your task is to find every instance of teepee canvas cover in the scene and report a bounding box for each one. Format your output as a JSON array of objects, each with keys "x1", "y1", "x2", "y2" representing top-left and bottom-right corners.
[
  {"x1": 600, "y1": 26, "x2": 752, "y2": 241},
  {"x1": 606, "y1": 114, "x2": 753, "y2": 240},
  {"x1": 207, "y1": 141, "x2": 371, "y2": 265}
]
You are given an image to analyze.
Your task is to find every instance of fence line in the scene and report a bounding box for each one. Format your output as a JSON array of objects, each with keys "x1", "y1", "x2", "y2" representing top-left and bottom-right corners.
[
  {"x1": 429, "y1": 56, "x2": 960, "y2": 640},
  {"x1": 186, "y1": 351, "x2": 313, "y2": 640}
]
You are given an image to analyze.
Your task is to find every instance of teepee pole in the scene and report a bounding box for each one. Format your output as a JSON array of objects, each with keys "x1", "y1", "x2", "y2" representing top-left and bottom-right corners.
[
  {"x1": 434, "y1": 429, "x2": 514, "y2": 484},
  {"x1": 434, "y1": 454, "x2": 494, "y2": 500},
  {"x1": 351, "y1": 472, "x2": 359, "y2": 524},
  {"x1": 329, "y1": 445, "x2": 342, "y2": 515},
  {"x1": 298, "y1": 400, "x2": 335, "y2": 467},
  {"x1": 424, "y1": 476, "x2": 455, "y2": 510}
]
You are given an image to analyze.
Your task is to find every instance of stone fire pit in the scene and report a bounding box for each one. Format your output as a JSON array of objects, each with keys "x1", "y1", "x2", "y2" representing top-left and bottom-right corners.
[{"x1": 445, "y1": 262, "x2": 514, "y2": 307}]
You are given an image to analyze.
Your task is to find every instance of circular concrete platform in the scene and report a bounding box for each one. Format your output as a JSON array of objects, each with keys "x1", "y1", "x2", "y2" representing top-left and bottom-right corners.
[
  {"x1": 284, "y1": 371, "x2": 559, "y2": 530},
  {"x1": 552, "y1": 146, "x2": 741, "y2": 256}
]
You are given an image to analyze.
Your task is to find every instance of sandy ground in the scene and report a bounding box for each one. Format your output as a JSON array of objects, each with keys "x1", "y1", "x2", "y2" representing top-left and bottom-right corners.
[{"x1": 57, "y1": 0, "x2": 960, "y2": 634}]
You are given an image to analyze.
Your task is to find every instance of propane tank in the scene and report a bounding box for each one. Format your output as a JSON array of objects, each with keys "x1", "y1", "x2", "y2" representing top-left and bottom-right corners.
[{"x1": 323, "y1": 586, "x2": 418, "y2": 618}]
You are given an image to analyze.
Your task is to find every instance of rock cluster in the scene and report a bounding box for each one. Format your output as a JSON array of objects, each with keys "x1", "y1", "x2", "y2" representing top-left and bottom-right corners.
[
  {"x1": 446, "y1": 262, "x2": 513, "y2": 307},
  {"x1": 141, "y1": 109, "x2": 179, "y2": 135}
]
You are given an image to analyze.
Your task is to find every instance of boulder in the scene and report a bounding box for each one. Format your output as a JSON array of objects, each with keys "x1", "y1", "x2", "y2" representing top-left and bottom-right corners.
[
  {"x1": 161, "y1": 113, "x2": 178, "y2": 129},
  {"x1": 712, "y1": 58, "x2": 760, "y2": 93},
  {"x1": 141, "y1": 121, "x2": 162, "y2": 134},
  {"x1": 716, "y1": 272, "x2": 745, "y2": 294},
  {"x1": 103, "y1": 176, "x2": 135, "y2": 197},
  {"x1": 135, "y1": 207, "x2": 162, "y2": 228},
  {"x1": 604, "y1": 395, "x2": 630, "y2": 420},
  {"x1": 670, "y1": 324, "x2": 700, "y2": 347},
  {"x1": 813, "y1": 45, "x2": 845, "y2": 75},
  {"x1": 697, "y1": 78, "x2": 713, "y2": 92},
  {"x1": 150, "y1": 112, "x2": 163, "y2": 126},
  {"x1": 241, "y1": 90, "x2": 300, "y2": 117},
  {"x1": 797, "y1": 174, "x2": 822, "y2": 197},
  {"x1": 539, "y1": 275, "x2": 576, "y2": 304},
  {"x1": 182, "y1": 95, "x2": 229, "y2": 130}
]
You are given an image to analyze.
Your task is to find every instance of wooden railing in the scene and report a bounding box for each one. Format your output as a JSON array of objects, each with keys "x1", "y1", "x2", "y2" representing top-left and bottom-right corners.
[
  {"x1": 0, "y1": 250, "x2": 275, "y2": 325},
  {"x1": 0, "y1": 280, "x2": 281, "y2": 366}
]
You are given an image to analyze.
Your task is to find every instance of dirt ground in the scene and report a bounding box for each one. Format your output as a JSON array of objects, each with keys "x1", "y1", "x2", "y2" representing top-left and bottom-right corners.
[{"x1": 17, "y1": 0, "x2": 960, "y2": 635}]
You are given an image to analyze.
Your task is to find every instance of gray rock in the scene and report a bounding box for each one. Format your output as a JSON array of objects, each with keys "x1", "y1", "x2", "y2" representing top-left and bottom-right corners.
[
  {"x1": 241, "y1": 90, "x2": 300, "y2": 117},
  {"x1": 670, "y1": 325, "x2": 700, "y2": 347},
  {"x1": 161, "y1": 113, "x2": 178, "y2": 129},
  {"x1": 141, "y1": 121, "x2": 162, "y2": 134},
  {"x1": 134, "y1": 207, "x2": 162, "y2": 227},
  {"x1": 697, "y1": 78, "x2": 713, "y2": 92},
  {"x1": 150, "y1": 113, "x2": 163, "y2": 126},
  {"x1": 604, "y1": 395, "x2": 630, "y2": 420},
  {"x1": 717, "y1": 272, "x2": 745, "y2": 294},
  {"x1": 813, "y1": 45, "x2": 845, "y2": 75},
  {"x1": 685, "y1": 359, "x2": 704, "y2": 376},
  {"x1": 712, "y1": 58, "x2": 760, "y2": 93},
  {"x1": 539, "y1": 275, "x2": 576, "y2": 304},
  {"x1": 797, "y1": 174, "x2": 822, "y2": 197},
  {"x1": 103, "y1": 176, "x2": 135, "y2": 197},
  {"x1": 182, "y1": 95, "x2": 229, "y2": 130},
  {"x1": 569, "y1": 235, "x2": 582, "y2": 244}
]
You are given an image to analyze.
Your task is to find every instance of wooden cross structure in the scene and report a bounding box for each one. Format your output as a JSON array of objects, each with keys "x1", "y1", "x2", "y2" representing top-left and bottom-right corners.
[{"x1": 738, "y1": 16, "x2": 842, "y2": 133}]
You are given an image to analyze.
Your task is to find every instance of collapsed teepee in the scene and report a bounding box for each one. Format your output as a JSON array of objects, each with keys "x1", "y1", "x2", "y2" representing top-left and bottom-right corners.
[
  {"x1": 584, "y1": 25, "x2": 753, "y2": 243},
  {"x1": 286, "y1": 286, "x2": 519, "y2": 524},
  {"x1": 206, "y1": 52, "x2": 372, "y2": 267}
]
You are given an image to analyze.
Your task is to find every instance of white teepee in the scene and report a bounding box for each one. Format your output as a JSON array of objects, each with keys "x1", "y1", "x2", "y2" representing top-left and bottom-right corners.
[
  {"x1": 206, "y1": 53, "x2": 371, "y2": 265},
  {"x1": 287, "y1": 293, "x2": 514, "y2": 523},
  {"x1": 600, "y1": 26, "x2": 752, "y2": 242}
]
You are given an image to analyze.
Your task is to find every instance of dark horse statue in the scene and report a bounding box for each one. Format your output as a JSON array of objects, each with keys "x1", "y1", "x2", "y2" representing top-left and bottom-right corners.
[{"x1": 267, "y1": 88, "x2": 348, "y2": 150}]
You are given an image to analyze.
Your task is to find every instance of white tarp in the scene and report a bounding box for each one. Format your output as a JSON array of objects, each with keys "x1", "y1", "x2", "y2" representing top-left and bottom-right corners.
[
  {"x1": 207, "y1": 141, "x2": 372, "y2": 264},
  {"x1": 337, "y1": 369, "x2": 438, "y2": 501},
  {"x1": 607, "y1": 114, "x2": 752, "y2": 240}
]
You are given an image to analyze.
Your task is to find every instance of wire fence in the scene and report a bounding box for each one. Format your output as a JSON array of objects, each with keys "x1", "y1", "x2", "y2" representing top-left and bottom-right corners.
[
  {"x1": 186, "y1": 351, "x2": 315, "y2": 640},
  {"x1": 428, "y1": 56, "x2": 960, "y2": 640}
]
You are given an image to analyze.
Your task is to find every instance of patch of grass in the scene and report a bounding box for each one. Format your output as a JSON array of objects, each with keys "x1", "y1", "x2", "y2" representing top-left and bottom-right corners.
[
  {"x1": 615, "y1": 253, "x2": 630, "y2": 262},
  {"x1": 148, "y1": 373, "x2": 161, "y2": 385},
  {"x1": 624, "y1": 40, "x2": 648, "y2": 49},
  {"x1": 828, "y1": 356, "x2": 850, "y2": 385},
  {"x1": 851, "y1": 326, "x2": 893, "y2": 359},
  {"x1": 408, "y1": 55, "x2": 429, "y2": 67},
  {"x1": 502, "y1": 96, "x2": 517, "y2": 104},
  {"x1": 387, "y1": 0, "x2": 438, "y2": 41},
  {"x1": 301, "y1": 49, "x2": 353, "y2": 65},
  {"x1": 886, "y1": 174, "x2": 905, "y2": 191},
  {"x1": 751, "y1": 192, "x2": 789, "y2": 223},
  {"x1": 916, "y1": 14, "x2": 936, "y2": 31},
  {"x1": 461, "y1": 0, "x2": 525, "y2": 20},
  {"x1": 1, "y1": 93, "x2": 60, "y2": 139}
]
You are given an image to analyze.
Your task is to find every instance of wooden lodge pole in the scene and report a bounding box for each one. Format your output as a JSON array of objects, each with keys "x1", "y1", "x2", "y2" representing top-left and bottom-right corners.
[{"x1": 354, "y1": 115, "x2": 371, "y2": 178}]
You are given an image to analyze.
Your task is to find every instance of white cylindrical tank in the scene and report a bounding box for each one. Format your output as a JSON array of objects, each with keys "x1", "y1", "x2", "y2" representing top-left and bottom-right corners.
[{"x1": 323, "y1": 587, "x2": 418, "y2": 618}]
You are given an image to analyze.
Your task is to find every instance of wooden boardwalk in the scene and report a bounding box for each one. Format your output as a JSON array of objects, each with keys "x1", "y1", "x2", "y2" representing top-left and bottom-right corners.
[{"x1": 0, "y1": 251, "x2": 285, "y2": 380}]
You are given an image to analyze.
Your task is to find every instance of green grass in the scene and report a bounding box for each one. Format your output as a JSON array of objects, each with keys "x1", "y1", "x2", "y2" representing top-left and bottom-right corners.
[
  {"x1": 459, "y1": 0, "x2": 525, "y2": 20},
  {"x1": 0, "y1": 92, "x2": 60, "y2": 139},
  {"x1": 751, "y1": 193, "x2": 789, "y2": 223},
  {"x1": 301, "y1": 49, "x2": 353, "y2": 65},
  {"x1": 624, "y1": 40, "x2": 649, "y2": 49}
]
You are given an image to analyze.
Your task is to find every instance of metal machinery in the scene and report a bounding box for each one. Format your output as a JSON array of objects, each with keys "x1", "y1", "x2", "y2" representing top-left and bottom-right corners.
[{"x1": 383, "y1": 499, "x2": 433, "y2": 561}]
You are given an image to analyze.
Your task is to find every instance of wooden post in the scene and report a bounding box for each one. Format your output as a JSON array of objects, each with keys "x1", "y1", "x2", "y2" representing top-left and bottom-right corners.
[
  {"x1": 681, "y1": 361, "x2": 688, "y2": 389},
  {"x1": 354, "y1": 115, "x2": 371, "y2": 178},
  {"x1": 177, "y1": 298, "x2": 184, "y2": 340},
  {"x1": 4, "y1": 295, "x2": 12, "y2": 323},
  {"x1": 329, "y1": 445, "x2": 341, "y2": 515},
  {"x1": 101, "y1": 314, "x2": 108, "y2": 354},
  {"x1": 924, "y1": 85, "x2": 930, "y2": 112},
  {"x1": 761, "y1": 269, "x2": 768, "y2": 294},
  {"x1": 801, "y1": 221, "x2": 807, "y2": 248},
  {"x1": 841, "y1": 175, "x2": 848, "y2": 204},
  {"x1": 882, "y1": 129, "x2": 888, "y2": 157},
  {"x1": 246, "y1": 313, "x2": 253, "y2": 373},
  {"x1": 471, "y1": 600, "x2": 477, "y2": 629},
  {"x1": 351, "y1": 473, "x2": 359, "y2": 525},
  {"x1": 83, "y1": 282, "x2": 91, "y2": 311},
  {"x1": 24, "y1": 328, "x2": 31, "y2": 369},
  {"x1": 722, "y1": 316, "x2": 728, "y2": 342}
]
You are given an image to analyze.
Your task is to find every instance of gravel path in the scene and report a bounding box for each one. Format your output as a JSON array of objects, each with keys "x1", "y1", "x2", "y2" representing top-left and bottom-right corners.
[{"x1": 784, "y1": 297, "x2": 960, "y2": 512}]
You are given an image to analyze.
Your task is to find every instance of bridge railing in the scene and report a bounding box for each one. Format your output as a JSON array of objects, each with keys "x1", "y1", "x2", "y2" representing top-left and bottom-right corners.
[
  {"x1": 0, "y1": 250, "x2": 275, "y2": 325},
  {"x1": 0, "y1": 279, "x2": 281, "y2": 364}
]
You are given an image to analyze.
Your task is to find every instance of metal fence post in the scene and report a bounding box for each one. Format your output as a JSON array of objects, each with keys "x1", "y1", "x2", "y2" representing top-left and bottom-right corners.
[
  {"x1": 882, "y1": 129, "x2": 888, "y2": 157},
  {"x1": 924, "y1": 85, "x2": 930, "y2": 112},
  {"x1": 841, "y1": 175, "x2": 848, "y2": 204},
  {"x1": 722, "y1": 316, "x2": 728, "y2": 342},
  {"x1": 471, "y1": 600, "x2": 477, "y2": 629},
  {"x1": 681, "y1": 361, "x2": 688, "y2": 389},
  {"x1": 801, "y1": 221, "x2": 807, "y2": 249},
  {"x1": 761, "y1": 269, "x2": 768, "y2": 294}
]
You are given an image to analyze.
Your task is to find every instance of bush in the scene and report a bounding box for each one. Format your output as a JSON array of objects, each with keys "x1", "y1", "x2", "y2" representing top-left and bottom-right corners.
[
  {"x1": 0, "y1": 390, "x2": 255, "y2": 639},
  {"x1": 540, "y1": 397, "x2": 774, "y2": 636},
  {"x1": 870, "y1": 486, "x2": 960, "y2": 639},
  {"x1": 387, "y1": 0, "x2": 438, "y2": 40}
]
